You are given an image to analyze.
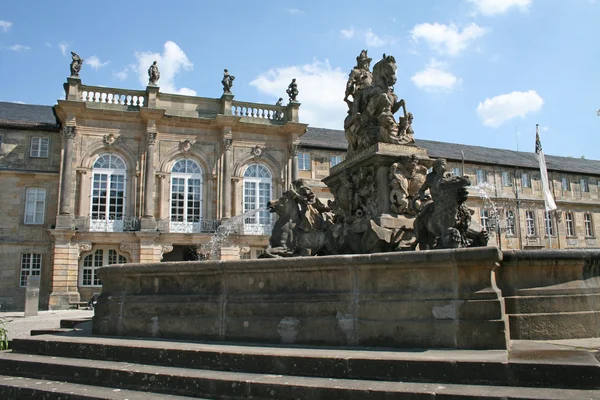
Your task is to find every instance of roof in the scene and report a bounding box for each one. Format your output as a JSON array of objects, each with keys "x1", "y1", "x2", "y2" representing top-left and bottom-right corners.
[
  {"x1": 0, "y1": 102, "x2": 59, "y2": 129},
  {"x1": 300, "y1": 127, "x2": 600, "y2": 176}
]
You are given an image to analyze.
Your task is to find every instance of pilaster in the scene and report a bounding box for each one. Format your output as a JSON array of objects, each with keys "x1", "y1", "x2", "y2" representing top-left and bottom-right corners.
[
  {"x1": 135, "y1": 232, "x2": 161, "y2": 263},
  {"x1": 221, "y1": 130, "x2": 233, "y2": 220},
  {"x1": 48, "y1": 230, "x2": 79, "y2": 310},
  {"x1": 141, "y1": 123, "x2": 157, "y2": 231}
]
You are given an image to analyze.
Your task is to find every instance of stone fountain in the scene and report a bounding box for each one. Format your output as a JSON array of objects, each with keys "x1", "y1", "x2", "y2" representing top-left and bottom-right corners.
[{"x1": 93, "y1": 51, "x2": 600, "y2": 351}]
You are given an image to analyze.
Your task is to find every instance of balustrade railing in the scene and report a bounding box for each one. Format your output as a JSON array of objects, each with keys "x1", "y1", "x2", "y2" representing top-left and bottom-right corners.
[
  {"x1": 231, "y1": 101, "x2": 286, "y2": 122},
  {"x1": 73, "y1": 216, "x2": 140, "y2": 232},
  {"x1": 80, "y1": 85, "x2": 146, "y2": 107},
  {"x1": 166, "y1": 219, "x2": 221, "y2": 234}
]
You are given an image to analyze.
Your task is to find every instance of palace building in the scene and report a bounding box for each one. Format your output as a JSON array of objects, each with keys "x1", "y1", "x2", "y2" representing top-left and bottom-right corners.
[{"x1": 1, "y1": 75, "x2": 599, "y2": 310}]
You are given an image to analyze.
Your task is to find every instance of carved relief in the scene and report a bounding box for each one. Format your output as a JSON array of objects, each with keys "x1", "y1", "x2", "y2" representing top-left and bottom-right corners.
[
  {"x1": 146, "y1": 132, "x2": 157, "y2": 146},
  {"x1": 77, "y1": 242, "x2": 92, "y2": 259},
  {"x1": 119, "y1": 243, "x2": 134, "y2": 257},
  {"x1": 290, "y1": 144, "x2": 300, "y2": 157},
  {"x1": 103, "y1": 133, "x2": 118, "y2": 147},
  {"x1": 179, "y1": 139, "x2": 194, "y2": 154},
  {"x1": 251, "y1": 145, "x2": 264, "y2": 158},
  {"x1": 61, "y1": 126, "x2": 77, "y2": 140},
  {"x1": 223, "y1": 138, "x2": 233, "y2": 151}
]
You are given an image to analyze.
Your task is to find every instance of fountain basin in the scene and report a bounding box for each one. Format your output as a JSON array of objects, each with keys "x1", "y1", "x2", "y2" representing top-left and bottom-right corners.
[{"x1": 93, "y1": 247, "x2": 508, "y2": 350}]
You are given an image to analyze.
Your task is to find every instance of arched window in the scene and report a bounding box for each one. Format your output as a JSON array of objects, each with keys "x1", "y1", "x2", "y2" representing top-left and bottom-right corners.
[
  {"x1": 170, "y1": 159, "x2": 203, "y2": 233},
  {"x1": 80, "y1": 247, "x2": 128, "y2": 287},
  {"x1": 243, "y1": 164, "x2": 272, "y2": 234},
  {"x1": 90, "y1": 153, "x2": 127, "y2": 232}
]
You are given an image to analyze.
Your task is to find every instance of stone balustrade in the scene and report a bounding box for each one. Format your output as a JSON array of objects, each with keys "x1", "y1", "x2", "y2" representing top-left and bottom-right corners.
[
  {"x1": 232, "y1": 101, "x2": 286, "y2": 121},
  {"x1": 80, "y1": 85, "x2": 146, "y2": 107}
]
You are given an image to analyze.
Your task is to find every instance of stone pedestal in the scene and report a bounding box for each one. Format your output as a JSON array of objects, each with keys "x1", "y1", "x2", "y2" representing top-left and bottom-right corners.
[{"x1": 48, "y1": 231, "x2": 80, "y2": 310}]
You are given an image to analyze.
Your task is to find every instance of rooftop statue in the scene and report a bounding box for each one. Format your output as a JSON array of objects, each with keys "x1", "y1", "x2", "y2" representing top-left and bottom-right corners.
[
  {"x1": 70, "y1": 52, "x2": 83, "y2": 77},
  {"x1": 274, "y1": 97, "x2": 284, "y2": 120},
  {"x1": 148, "y1": 61, "x2": 160, "y2": 85},
  {"x1": 286, "y1": 78, "x2": 299, "y2": 102},
  {"x1": 344, "y1": 53, "x2": 415, "y2": 155},
  {"x1": 222, "y1": 69, "x2": 235, "y2": 93}
]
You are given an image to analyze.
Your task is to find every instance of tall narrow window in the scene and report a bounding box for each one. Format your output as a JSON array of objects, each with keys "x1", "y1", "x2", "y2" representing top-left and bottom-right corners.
[
  {"x1": 505, "y1": 210, "x2": 515, "y2": 236},
  {"x1": 565, "y1": 212, "x2": 575, "y2": 236},
  {"x1": 480, "y1": 209, "x2": 490, "y2": 231},
  {"x1": 501, "y1": 171, "x2": 512, "y2": 187},
  {"x1": 90, "y1": 154, "x2": 127, "y2": 232},
  {"x1": 476, "y1": 169, "x2": 486, "y2": 185},
  {"x1": 525, "y1": 211, "x2": 536, "y2": 236},
  {"x1": 298, "y1": 153, "x2": 311, "y2": 170},
  {"x1": 544, "y1": 211, "x2": 554, "y2": 236},
  {"x1": 170, "y1": 159, "x2": 203, "y2": 233},
  {"x1": 584, "y1": 213, "x2": 594, "y2": 237},
  {"x1": 330, "y1": 155, "x2": 343, "y2": 167},
  {"x1": 20, "y1": 253, "x2": 41, "y2": 287},
  {"x1": 30, "y1": 137, "x2": 49, "y2": 158},
  {"x1": 580, "y1": 178, "x2": 590, "y2": 193},
  {"x1": 24, "y1": 187, "x2": 46, "y2": 224},
  {"x1": 243, "y1": 164, "x2": 272, "y2": 235},
  {"x1": 81, "y1": 248, "x2": 127, "y2": 287},
  {"x1": 452, "y1": 167, "x2": 461, "y2": 176},
  {"x1": 522, "y1": 173, "x2": 531, "y2": 188},
  {"x1": 562, "y1": 177, "x2": 570, "y2": 191}
]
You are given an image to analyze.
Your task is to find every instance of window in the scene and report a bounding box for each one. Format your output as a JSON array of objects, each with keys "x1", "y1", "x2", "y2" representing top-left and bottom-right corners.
[
  {"x1": 562, "y1": 177, "x2": 570, "y2": 191},
  {"x1": 90, "y1": 154, "x2": 127, "y2": 231},
  {"x1": 452, "y1": 167, "x2": 461, "y2": 176},
  {"x1": 566, "y1": 212, "x2": 575, "y2": 236},
  {"x1": 544, "y1": 211, "x2": 554, "y2": 236},
  {"x1": 501, "y1": 172, "x2": 512, "y2": 187},
  {"x1": 81, "y1": 248, "x2": 127, "y2": 287},
  {"x1": 505, "y1": 210, "x2": 515, "y2": 236},
  {"x1": 330, "y1": 155, "x2": 343, "y2": 167},
  {"x1": 170, "y1": 159, "x2": 203, "y2": 233},
  {"x1": 476, "y1": 169, "x2": 486, "y2": 185},
  {"x1": 243, "y1": 164, "x2": 272, "y2": 234},
  {"x1": 580, "y1": 178, "x2": 589, "y2": 193},
  {"x1": 24, "y1": 187, "x2": 46, "y2": 224},
  {"x1": 298, "y1": 153, "x2": 311, "y2": 170},
  {"x1": 525, "y1": 211, "x2": 536, "y2": 236},
  {"x1": 30, "y1": 137, "x2": 49, "y2": 158},
  {"x1": 522, "y1": 173, "x2": 531, "y2": 188},
  {"x1": 480, "y1": 209, "x2": 490, "y2": 231},
  {"x1": 20, "y1": 253, "x2": 41, "y2": 287},
  {"x1": 584, "y1": 213, "x2": 594, "y2": 237}
]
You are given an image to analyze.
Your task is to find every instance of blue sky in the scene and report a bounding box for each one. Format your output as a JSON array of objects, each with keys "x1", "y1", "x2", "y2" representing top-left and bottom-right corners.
[{"x1": 1, "y1": 0, "x2": 599, "y2": 159}]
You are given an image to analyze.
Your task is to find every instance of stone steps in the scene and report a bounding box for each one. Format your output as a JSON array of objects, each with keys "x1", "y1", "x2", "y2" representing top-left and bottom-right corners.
[
  {"x1": 0, "y1": 351, "x2": 598, "y2": 400},
  {"x1": 1, "y1": 334, "x2": 599, "y2": 399}
]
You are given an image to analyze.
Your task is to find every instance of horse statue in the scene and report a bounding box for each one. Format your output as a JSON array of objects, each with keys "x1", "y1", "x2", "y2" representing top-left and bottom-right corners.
[{"x1": 262, "y1": 182, "x2": 337, "y2": 257}]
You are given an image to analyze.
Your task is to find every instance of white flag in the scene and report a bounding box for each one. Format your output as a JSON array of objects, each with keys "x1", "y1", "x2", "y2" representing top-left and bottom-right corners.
[{"x1": 535, "y1": 124, "x2": 557, "y2": 211}]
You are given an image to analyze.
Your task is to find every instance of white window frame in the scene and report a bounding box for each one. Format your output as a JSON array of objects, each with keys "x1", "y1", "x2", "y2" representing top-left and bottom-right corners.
[
  {"x1": 580, "y1": 178, "x2": 589, "y2": 193},
  {"x1": 30, "y1": 137, "x2": 49, "y2": 158},
  {"x1": 505, "y1": 210, "x2": 515, "y2": 236},
  {"x1": 330, "y1": 155, "x2": 343, "y2": 168},
  {"x1": 584, "y1": 213, "x2": 594, "y2": 237},
  {"x1": 298, "y1": 153, "x2": 311, "y2": 171},
  {"x1": 20, "y1": 253, "x2": 42, "y2": 287},
  {"x1": 476, "y1": 169, "x2": 486, "y2": 185},
  {"x1": 452, "y1": 167, "x2": 461, "y2": 176},
  {"x1": 501, "y1": 171, "x2": 512, "y2": 187},
  {"x1": 90, "y1": 154, "x2": 127, "y2": 232},
  {"x1": 544, "y1": 211, "x2": 555, "y2": 237},
  {"x1": 169, "y1": 159, "x2": 203, "y2": 233},
  {"x1": 525, "y1": 210, "x2": 536, "y2": 236},
  {"x1": 80, "y1": 247, "x2": 127, "y2": 287},
  {"x1": 243, "y1": 164, "x2": 273, "y2": 235},
  {"x1": 24, "y1": 187, "x2": 46, "y2": 224},
  {"x1": 562, "y1": 177, "x2": 570, "y2": 191},
  {"x1": 566, "y1": 212, "x2": 575, "y2": 236},
  {"x1": 480, "y1": 209, "x2": 490, "y2": 231},
  {"x1": 522, "y1": 173, "x2": 531, "y2": 188}
]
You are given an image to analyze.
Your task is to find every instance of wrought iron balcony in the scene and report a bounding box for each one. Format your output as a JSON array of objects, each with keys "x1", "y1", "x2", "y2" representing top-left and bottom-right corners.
[
  {"x1": 73, "y1": 216, "x2": 140, "y2": 232},
  {"x1": 161, "y1": 219, "x2": 221, "y2": 234}
]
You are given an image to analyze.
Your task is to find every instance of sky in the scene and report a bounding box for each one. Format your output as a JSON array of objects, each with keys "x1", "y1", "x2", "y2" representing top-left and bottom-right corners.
[{"x1": 1, "y1": 0, "x2": 600, "y2": 159}]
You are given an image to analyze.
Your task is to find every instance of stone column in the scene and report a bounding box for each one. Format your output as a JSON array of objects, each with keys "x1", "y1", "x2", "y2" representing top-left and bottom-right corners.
[
  {"x1": 222, "y1": 137, "x2": 233, "y2": 220},
  {"x1": 59, "y1": 126, "x2": 77, "y2": 215},
  {"x1": 48, "y1": 231, "x2": 79, "y2": 310},
  {"x1": 141, "y1": 129, "x2": 157, "y2": 230},
  {"x1": 231, "y1": 176, "x2": 242, "y2": 217},
  {"x1": 290, "y1": 144, "x2": 300, "y2": 182}
]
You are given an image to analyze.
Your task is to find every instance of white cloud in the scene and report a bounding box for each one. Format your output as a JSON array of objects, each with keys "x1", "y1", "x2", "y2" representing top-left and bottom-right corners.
[
  {"x1": 133, "y1": 41, "x2": 196, "y2": 95},
  {"x1": 476, "y1": 90, "x2": 543, "y2": 127},
  {"x1": 365, "y1": 28, "x2": 386, "y2": 47},
  {"x1": 250, "y1": 59, "x2": 347, "y2": 129},
  {"x1": 9, "y1": 44, "x2": 30, "y2": 52},
  {"x1": 59, "y1": 42, "x2": 68, "y2": 56},
  {"x1": 86, "y1": 55, "x2": 109, "y2": 70},
  {"x1": 411, "y1": 59, "x2": 460, "y2": 92},
  {"x1": 287, "y1": 8, "x2": 304, "y2": 14},
  {"x1": 113, "y1": 67, "x2": 128, "y2": 81},
  {"x1": 0, "y1": 20, "x2": 12, "y2": 32},
  {"x1": 467, "y1": 0, "x2": 531, "y2": 16},
  {"x1": 340, "y1": 28, "x2": 355, "y2": 39},
  {"x1": 411, "y1": 22, "x2": 487, "y2": 56}
]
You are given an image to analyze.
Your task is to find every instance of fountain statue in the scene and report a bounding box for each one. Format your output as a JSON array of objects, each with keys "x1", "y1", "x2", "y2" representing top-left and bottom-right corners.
[{"x1": 264, "y1": 51, "x2": 488, "y2": 256}]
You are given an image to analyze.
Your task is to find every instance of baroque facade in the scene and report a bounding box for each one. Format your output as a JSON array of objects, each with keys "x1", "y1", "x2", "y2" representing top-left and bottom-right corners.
[{"x1": 1, "y1": 76, "x2": 599, "y2": 310}]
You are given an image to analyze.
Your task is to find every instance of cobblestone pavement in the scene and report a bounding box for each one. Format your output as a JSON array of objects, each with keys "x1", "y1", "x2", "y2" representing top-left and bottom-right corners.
[{"x1": 0, "y1": 310, "x2": 94, "y2": 340}]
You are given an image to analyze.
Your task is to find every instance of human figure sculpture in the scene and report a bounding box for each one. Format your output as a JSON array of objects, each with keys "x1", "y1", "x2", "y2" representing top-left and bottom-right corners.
[
  {"x1": 70, "y1": 52, "x2": 84, "y2": 77},
  {"x1": 222, "y1": 69, "x2": 235, "y2": 93},
  {"x1": 274, "y1": 97, "x2": 284, "y2": 120},
  {"x1": 344, "y1": 50, "x2": 372, "y2": 110},
  {"x1": 148, "y1": 61, "x2": 160, "y2": 85},
  {"x1": 286, "y1": 79, "x2": 299, "y2": 102}
]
